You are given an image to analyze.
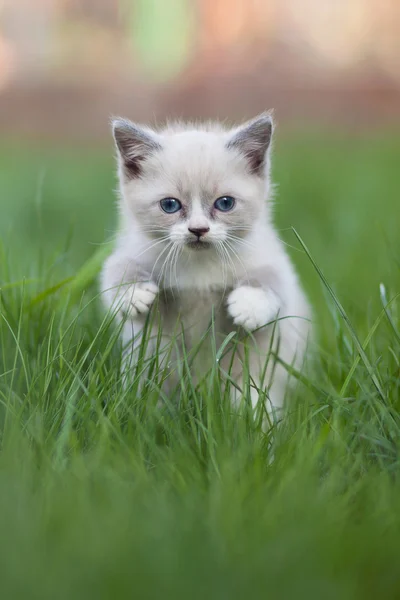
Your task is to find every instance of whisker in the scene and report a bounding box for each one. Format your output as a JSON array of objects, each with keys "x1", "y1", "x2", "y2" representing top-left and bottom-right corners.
[
  {"x1": 173, "y1": 244, "x2": 182, "y2": 291},
  {"x1": 150, "y1": 241, "x2": 173, "y2": 282},
  {"x1": 224, "y1": 240, "x2": 247, "y2": 284},
  {"x1": 157, "y1": 242, "x2": 176, "y2": 288},
  {"x1": 220, "y1": 241, "x2": 238, "y2": 285},
  {"x1": 216, "y1": 241, "x2": 228, "y2": 301},
  {"x1": 277, "y1": 237, "x2": 303, "y2": 253},
  {"x1": 133, "y1": 236, "x2": 170, "y2": 261},
  {"x1": 168, "y1": 243, "x2": 178, "y2": 294},
  {"x1": 227, "y1": 226, "x2": 254, "y2": 232},
  {"x1": 225, "y1": 235, "x2": 256, "y2": 250}
]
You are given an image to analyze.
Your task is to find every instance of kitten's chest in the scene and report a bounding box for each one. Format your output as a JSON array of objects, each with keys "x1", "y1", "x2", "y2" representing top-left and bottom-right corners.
[{"x1": 158, "y1": 287, "x2": 231, "y2": 341}]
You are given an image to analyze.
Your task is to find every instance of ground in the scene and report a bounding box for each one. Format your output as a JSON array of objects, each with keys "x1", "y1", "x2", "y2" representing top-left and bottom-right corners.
[{"x1": 0, "y1": 131, "x2": 399, "y2": 599}]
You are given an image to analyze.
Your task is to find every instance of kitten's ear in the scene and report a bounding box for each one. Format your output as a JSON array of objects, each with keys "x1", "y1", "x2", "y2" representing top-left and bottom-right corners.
[
  {"x1": 112, "y1": 118, "x2": 161, "y2": 179},
  {"x1": 227, "y1": 112, "x2": 273, "y2": 176}
]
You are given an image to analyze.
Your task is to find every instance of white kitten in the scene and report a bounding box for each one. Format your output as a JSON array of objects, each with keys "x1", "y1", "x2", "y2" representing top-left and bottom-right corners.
[{"x1": 100, "y1": 113, "x2": 311, "y2": 420}]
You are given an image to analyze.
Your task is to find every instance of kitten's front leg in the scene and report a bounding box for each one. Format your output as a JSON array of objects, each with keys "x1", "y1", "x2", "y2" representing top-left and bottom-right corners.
[
  {"x1": 226, "y1": 283, "x2": 284, "y2": 422},
  {"x1": 227, "y1": 285, "x2": 280, "y2": 331},
  {"x1": 101, "y1": 251, "x2": 159, "y2": 319},
  {"x1": 101, "y1": 251, "x2": 161, "y2": 389}
]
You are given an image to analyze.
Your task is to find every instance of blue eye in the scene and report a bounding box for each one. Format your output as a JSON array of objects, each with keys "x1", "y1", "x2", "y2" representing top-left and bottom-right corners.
[
  {"x1": 160, "y1": 197, "x2": 182, "y2": 214},
  {"x1": 214, "y1": 196, "x2": 235, "y2": 212}
]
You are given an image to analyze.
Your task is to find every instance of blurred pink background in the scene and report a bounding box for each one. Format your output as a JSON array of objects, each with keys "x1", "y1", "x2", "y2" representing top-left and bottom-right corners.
[{"x1": 1, "y1": 0, "x2": 400, "y2": 139}]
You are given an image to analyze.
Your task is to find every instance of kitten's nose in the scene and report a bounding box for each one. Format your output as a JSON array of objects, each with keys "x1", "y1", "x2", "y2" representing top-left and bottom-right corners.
[{"x1": 188, "y1": 227, "x2": 210, "y2": 238}]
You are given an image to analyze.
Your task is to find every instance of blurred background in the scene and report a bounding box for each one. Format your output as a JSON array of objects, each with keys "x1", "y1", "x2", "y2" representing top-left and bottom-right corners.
[
  {"x1": 0, "y1": 0, "x2": 399, "y2": 336},
  {"x1": 1, "y1": 0, "x2": 400, "y2": 137}
]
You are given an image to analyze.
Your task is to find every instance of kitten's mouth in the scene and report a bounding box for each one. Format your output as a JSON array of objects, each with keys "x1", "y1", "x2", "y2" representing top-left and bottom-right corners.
[{"x1": 186, "y1": 240, "x2": 211, "y2": 250}]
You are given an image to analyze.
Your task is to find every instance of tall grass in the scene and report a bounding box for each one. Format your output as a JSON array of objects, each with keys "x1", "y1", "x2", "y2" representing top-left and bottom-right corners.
[{"x1": 0, "y1": 133, "x2": 399, "y2": 599}]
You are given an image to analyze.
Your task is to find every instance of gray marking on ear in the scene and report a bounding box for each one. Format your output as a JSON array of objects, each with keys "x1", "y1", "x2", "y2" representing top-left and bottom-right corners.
[
  {"x1": 227, "y1": 113, "x2": 273, "y2": 176},
  {"x1": 112, "y1": 118, "x2": 161, "y2": 179}
]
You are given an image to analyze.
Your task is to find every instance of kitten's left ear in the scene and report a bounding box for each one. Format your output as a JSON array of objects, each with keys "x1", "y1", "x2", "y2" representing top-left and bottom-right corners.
[{"x1": 227, "y1": 112, "x2": 273, "y2": 176}]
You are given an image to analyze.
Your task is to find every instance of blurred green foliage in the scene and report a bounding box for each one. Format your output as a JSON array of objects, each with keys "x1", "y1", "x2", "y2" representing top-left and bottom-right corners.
[{"x1": 0, "y1": 132, "x2": 399, "y2": 599}]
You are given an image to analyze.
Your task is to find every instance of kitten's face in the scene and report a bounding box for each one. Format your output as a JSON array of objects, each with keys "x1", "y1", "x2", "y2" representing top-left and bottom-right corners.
[{"x1": 114, "y1": 115, "x2": 273, "y2": 253}]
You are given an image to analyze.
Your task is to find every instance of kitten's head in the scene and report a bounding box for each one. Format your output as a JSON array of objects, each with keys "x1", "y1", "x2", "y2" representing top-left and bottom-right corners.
[{"x1": 113, "y1": 113, "x2": 274, "y2": 252}]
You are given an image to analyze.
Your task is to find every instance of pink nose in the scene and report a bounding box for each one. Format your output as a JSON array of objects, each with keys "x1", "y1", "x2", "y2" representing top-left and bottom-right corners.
[{"x1": 188, "y1": 227, "x2": 210, "y2": 238}]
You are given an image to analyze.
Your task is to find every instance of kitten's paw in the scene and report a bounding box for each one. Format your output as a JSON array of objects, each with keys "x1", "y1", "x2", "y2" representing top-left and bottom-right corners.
[
  {"x1": 227, "y1": 285, "x2": 280, "y2": 332},
  {"x1": 120, "y1": 281, "x2": 159, "y2": 319}
]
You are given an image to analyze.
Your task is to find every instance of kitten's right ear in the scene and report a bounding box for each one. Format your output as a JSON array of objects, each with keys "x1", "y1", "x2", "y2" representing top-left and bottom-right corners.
[{"x1": 112, "y1": 118, "x2": 161, "y2": 179}]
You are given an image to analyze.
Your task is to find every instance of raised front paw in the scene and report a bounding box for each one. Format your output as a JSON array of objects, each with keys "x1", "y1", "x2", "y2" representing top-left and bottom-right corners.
[
  {"x1": 227, "y1": 285, "x2": 280, "y2": 332},
  {"x1": 120, "y1": 281, "x2": 159, "y2": 319}
]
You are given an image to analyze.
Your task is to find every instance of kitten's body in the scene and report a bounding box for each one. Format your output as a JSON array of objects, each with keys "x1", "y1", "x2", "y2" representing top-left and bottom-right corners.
[{"x1": 101, "y1": 114, "x2": 311, "y2": 417}]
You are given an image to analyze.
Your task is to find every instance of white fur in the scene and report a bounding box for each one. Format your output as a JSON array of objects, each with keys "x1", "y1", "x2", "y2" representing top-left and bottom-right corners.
[
  {"x1": 100, "y1": 113, "x2": 312, "y2": 419},
  {"x1": 119, "y1": 281, "x2": 159, "y2": 319},
  {"x1": 227, "y1": 286, "x2": 281, "y2": 331}
]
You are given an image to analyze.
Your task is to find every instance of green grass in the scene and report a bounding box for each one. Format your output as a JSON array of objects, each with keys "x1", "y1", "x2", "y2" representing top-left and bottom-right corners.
[{"x1": 0, "y1": 132, "x2": 399, "y2": 599}]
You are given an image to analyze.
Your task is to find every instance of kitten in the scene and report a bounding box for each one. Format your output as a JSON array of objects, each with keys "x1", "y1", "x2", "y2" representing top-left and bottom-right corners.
[{"x1": 100, "y1": 113, "x2": 311, "y2": 420}]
